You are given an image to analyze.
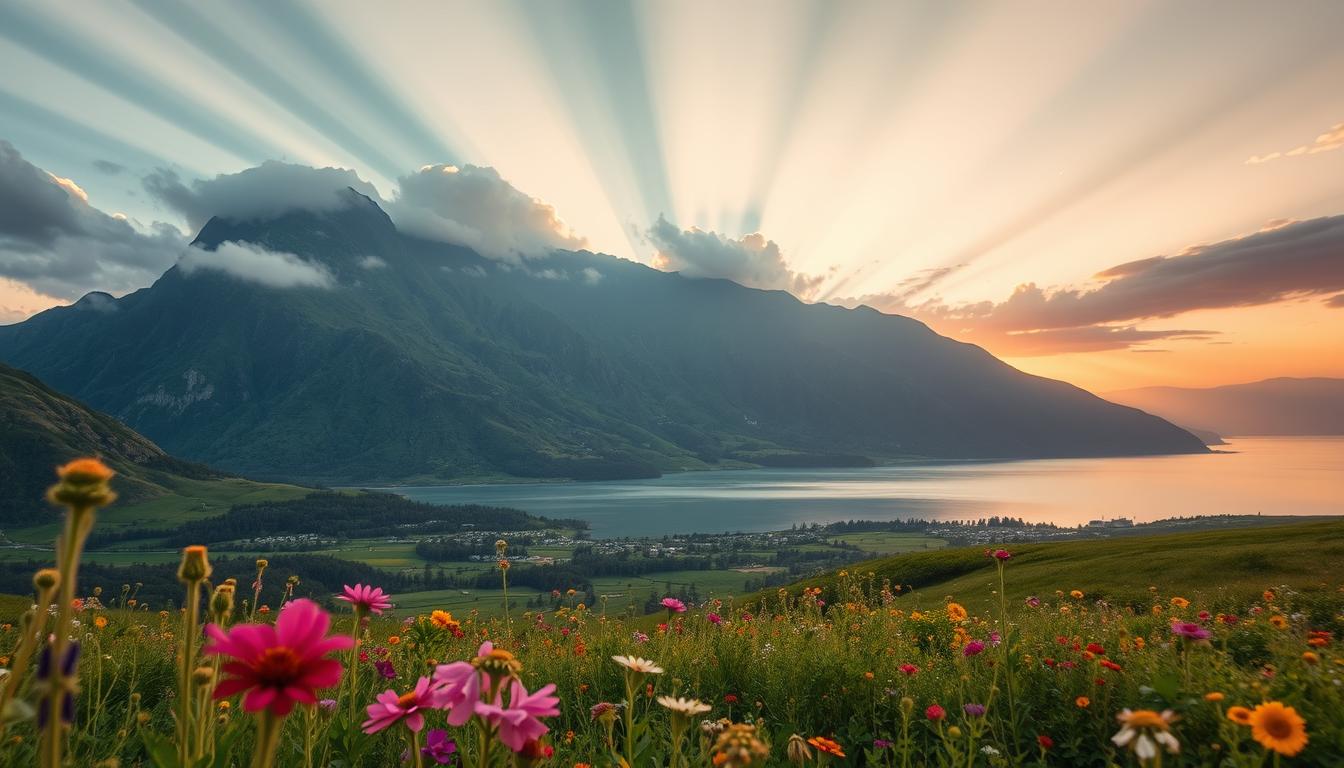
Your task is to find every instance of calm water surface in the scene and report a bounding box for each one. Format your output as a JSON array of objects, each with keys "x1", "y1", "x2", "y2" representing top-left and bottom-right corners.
[{"x1": 386, "y1": 437, "x2": 1344, "y2": 538}]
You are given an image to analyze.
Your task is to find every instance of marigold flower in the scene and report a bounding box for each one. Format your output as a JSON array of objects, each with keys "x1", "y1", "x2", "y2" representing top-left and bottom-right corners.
[
  {"x1": 1169, "y1": 596, "x2": 1189, "y2": 609},
  {"x1": 1069, "y1": 590, "x2": 1084, "y2": 599},
  {"x1": 93, "y1": 616, "x2": 108, "y2": 630},
  {"x1": 1227, "y1": 706, "x2": 1253, "y2": 725},
  {"x1": 1076, "y1": 696, "x2": 1090, "y2": 708},
  {"x1": 945, "y1": 603, "x2": 968, "y2": 622},
  {"x1": 1248, "y1": 701, "x2": 1308, "y2": 756},
  {"x1": 807, "y1": 736, "x2": 845, "y2": 757},
  {"x1": 202, "y1": 598, "x2": 352, "y2": 716},
  {"x1": 1269, "y1": 615, "x2": 1288, "y2": 629},
  {"x1": 1204, "y1": 692, "x2": 1224, "y2": 702}
]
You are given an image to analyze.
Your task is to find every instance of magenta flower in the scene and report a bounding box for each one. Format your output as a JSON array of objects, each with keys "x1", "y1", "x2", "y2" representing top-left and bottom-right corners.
[
  {"x1": 363, "y1": 675, "x2": 437, "y2": 734},
  {"x1": 1025, "y1": 596, "x2": 1042, "y2": 608},
  {"x1": 989, "y1": 631, "x2": 1002, "y2": 647},
  {"x1": 475, "y1": 679, "x2": 560, "y2": 752},
  {"x1": 421, "y1": 729, "x2": 459, "y2": 764},
  {"x1": 962, "y1": 640, "x2": 986, "y2": 657},
  {"x1": 431, "y1": 648, "x2": 487, "y2": 727},
  {"x1": 203, "y1": 598, "x2": 353, "y2": 716},
  {"x1": 337, "y1": 584, "x2": 393, "y2": 615},
  {"x1": 661, "y1": 597, "x2": 687, "y2": 613},
  {"x1": 992, "y1": 549, "x2": 1011, "y2": 560},
  {"x1": 1170, "y1": 621, "x2": 1212, "y2": 641},
  {"x1": 706, "y1": 612, "x2": 722, "y2": 625},
  {"x1": 375, "y1": 660, "x2": 396, "y2": 679}
]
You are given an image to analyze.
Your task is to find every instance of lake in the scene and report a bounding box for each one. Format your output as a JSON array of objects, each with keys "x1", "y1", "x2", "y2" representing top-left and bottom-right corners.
[{"x1": 385, "y1": 437, "x2": 1344, "y2": 538}]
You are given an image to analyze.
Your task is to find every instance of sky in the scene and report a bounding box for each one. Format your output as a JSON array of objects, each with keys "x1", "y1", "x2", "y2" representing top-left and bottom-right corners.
[{"x1": 1, "y1": 0, "x2": 1342, "y2": 393}]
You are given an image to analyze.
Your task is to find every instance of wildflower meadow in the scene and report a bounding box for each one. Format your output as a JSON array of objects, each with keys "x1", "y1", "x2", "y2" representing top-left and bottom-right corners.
[{"x1": 0, "y1": 458, "x2": 1341, "y2": 766}]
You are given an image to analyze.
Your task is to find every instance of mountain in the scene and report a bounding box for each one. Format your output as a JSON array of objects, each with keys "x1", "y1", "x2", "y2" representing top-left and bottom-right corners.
[
  {"x1": 0, "y1": 362, "x2": 224, "y2": 525},
  {"x1": 1106, "y1": 378, "x2": 1344, "y2": 436},
  {"x1": 0, "y1": 190, "x2": 1205, "y2": 484}
]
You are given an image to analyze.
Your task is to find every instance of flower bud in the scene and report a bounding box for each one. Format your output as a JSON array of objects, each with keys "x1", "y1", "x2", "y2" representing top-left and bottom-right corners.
[
  {"x1": 900, "y1": 696, "x2": 915, "y2": 714},
  {"x1": 255, "y1": 559, "x2": 268, "y2": 571},
  {"x1": 47, "y1": 458, "x2": 117, "y2": 508},
  {"x1": 948, "y1": 726, "x2": 963, "y2": 738},
  {"x1": 177, "y1": 546, "x2": 212, "y2": 583},
  {"x1": 786, "y1": 734, "x2": 812, "y2": 765},
  {"x1": 34, "y1": 568, "x2": 60, "y2": 591},
  {"x1": 192, "y1": 666, "x2": 215, "y2": 685},
  {"x1": 210, "y1": 584, "x2": 235, "y2": 620}
]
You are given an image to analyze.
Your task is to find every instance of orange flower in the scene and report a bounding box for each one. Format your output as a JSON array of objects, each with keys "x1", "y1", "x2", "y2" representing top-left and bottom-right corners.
[
  {"x1": 1204, "y1": 692, "x2": 1224, "y2": 702},
  {"x1": 1075, "y1": 696, "x2": 1090, "y2": 709},
  {"x1": 93, "y1": 616, "x2": 108, "y2": 630},
  {"x1": 1227, "y1": 706, "x2": 1253, "y2": 725},
  {"x1": 388, "y1": 635, "x2": 401, "y2": 645},
  {"x1": 57, "y1": 457, "x2": 115, "y2": 484},
  {"x1": 1248, "y1": 702, "x2": 1308, "y2": 756},
  {"x1": 807, "y1": 736, "x2": 845, "y2": 758}
]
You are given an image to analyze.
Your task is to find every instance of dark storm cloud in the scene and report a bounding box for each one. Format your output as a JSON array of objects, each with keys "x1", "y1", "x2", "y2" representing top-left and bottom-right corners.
[{"x1": 0, "y1": 140, "x2": 185, "y2": 299}]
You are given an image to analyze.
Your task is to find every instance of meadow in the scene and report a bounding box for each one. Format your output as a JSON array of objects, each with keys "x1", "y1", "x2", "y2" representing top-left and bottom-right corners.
[{"x1": 0, "y1": 460, "x2": 1340, "y2": 766}]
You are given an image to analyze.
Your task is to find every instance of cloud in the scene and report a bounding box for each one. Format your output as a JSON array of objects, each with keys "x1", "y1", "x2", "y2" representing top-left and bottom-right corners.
[
  {"x1": 849, "y1": 215, "x2": 1344, "y2": 356},
  {"x1": 1247, "y1": 120, "x2": 1344, "y2": 164},
  {"x1": 1327, "y1": 293, "x2": 1344, "y2": 309},
  {"x1": 645, "y1": 216, "x2": 823, "y2": 298},
  {"x1": 92, "y1": 159, "x2": 126, "y2": 176},
  {"x1": 357, "y1": 255, "x2": 387, "y2": 270},
  {"x1": 144, "y1": 160, "x2": 382, "y2": 231},
  {"x1": 391, "y1": 164, "x2": 586, "y2": 262},
  {"x1": 178, "y1": 241, "x2": 335, "y2": 289},
  {"x1": 0, "y1": 140, "x2": 187, "y2": 300}
]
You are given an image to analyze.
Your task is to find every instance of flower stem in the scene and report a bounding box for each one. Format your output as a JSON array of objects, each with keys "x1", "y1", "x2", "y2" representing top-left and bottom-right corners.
[{"x1": 250, "y1": 711, "x2": 283, "y2": 768}]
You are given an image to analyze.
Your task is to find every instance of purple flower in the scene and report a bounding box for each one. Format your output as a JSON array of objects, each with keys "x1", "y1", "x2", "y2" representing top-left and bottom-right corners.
[
  {"x1": 319, "y1": 698, "x2": 338, "y2": 712},
  {"x1": 989, "y1": 631, "x2": 1002, "y2": 647},
  {"x1": 962, "y1": 640, "x2": 986, "y2": 657},
  {"x1": 375, "y1": 660, "x2": 396, "y2": 679},
  {"x1": 1025, "y1": 596, "x2": 1041, "y2": 608},
  {"x1": 873, "y1": 739, "x2": 894, "y2": 749},
  {"x1": 963, "y1": 703, "x2": 986, "y2": 717},
  {"x1": 1170, "y1": 621, "x2": 1212, "y2": 641},
  {"x1": 421, "y1": 729, "x2": 459, "y2": 765},
  {"x1": 632, "y1": 631, "x2": 649, "y2": 644}
]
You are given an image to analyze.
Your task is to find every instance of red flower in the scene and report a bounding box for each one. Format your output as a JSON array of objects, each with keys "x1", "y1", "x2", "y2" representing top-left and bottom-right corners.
[
  {"x1": 1037, "y1": 735, "x2": 1054, "y2": 750},
  {"x1": 204, "y1": 599, "x2": 353, "y2": 716},
  {"x1": 724, "y1": 694, "x2": 739, "y2": 704},
  {"x1": 1085, "y1": 643, "x2": 1105, "y2": 655},
  {"x1": 1100, "y1": 659, "x2": 1123, "y2": 672},
  {"x1": 925, "y1": 704, "x2": 946, "y2": 721}
]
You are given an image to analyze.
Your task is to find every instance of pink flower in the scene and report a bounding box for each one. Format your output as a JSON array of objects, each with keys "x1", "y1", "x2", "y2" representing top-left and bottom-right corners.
[
  {"x1": 475, "y1": 679, "x2": 560, "y2": 752},
  {"x1": 203, "y1": 598, "x2": 353, "y2": 716},
  {"x1": 992, "y1": 549, "x2": 1011, "y2": 560},
  {"x1": 706, "y1": 612, "x2": 722, "y2": 625},
  {"x1": 962, "y1": 640, "x2": 986, "y2": 657},
  {"x1": 661, "y1": 597, "x2": 687, "y2": 613},
  {"x1": 363, "y1": 675, "x2": 438, "y2": 734},
  {"x1": 1025, "y1": 596, "x2": 1041, "y2": 608},
  {"x1": 925, "y1": 704, "x2": 946, "y2": 721},
  {"x1": 1170, "y1": 621, "x2": 1211, "y2": 641},
  {"x1": 432, "y1": 643, "x2": 498, "y2": 727},
  {"x1": 337, "y1": 584, "x2": 393, "y2": 615}
]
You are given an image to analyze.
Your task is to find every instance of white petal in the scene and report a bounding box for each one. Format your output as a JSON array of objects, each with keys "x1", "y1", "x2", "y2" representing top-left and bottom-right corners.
[
  {"x1": 1112, "y1": 727, "x2": 1136, "y2": 747},
  {"x1": 1156, "y1": 731, "x2": 1181, "y2": 754},
  {"x1": 1136, "y1": 734, "x2": 1156, "y2": 761}
]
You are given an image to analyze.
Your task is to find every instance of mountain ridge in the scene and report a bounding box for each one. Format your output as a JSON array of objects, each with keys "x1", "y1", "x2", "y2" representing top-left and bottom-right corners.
[
  {"x1": 1106, "y1": 377, "x2": 1344, "y2": 436},
  {"x1": 0, "y1": 192, "x2": 1207, "y2": 484}
]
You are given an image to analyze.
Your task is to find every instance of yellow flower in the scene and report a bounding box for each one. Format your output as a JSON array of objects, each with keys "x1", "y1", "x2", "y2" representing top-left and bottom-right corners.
[
  {"x1": 1169, "y1": 597, "x2": 1189, "y2": 609},
  {"x1": 1227, "y1": 706, "x2": 1253, "y2": 725},
  {"x1": 945, "y1": 603, "x2": 968, "y2": 622},
  {"x1": 1269, "y1": 615, "x2": 1288, "y2": 630},
  {"x1": 430, "y1": 610, "x2": 459, "y2": 630},
  {"x1": 1248, "y1": 701, "x2": 1308, "y2": 756},
  {"x1": 1302, "y1": 651, "x2": 1319, "y2": 665},
  {"x1": 1134, "y1": 636, "x2": 1145, "y2": 649},
  {"x1": 93, "y1": 616, "x2": 108, "y2": 630},
  {"x1": 1069, "y1": 590, "x2": 1084, "y2": 599}
]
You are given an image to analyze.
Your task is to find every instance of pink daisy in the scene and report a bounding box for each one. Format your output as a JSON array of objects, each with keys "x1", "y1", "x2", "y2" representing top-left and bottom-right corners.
[
  {"x1": 363, "y1": 675, "x2": 437, "y2": 734},
  {"x1": 336, "y1": 583, "x2": 393, "y2": 615},
  {"x1": 203, "y1": 598, "x2": 353, "y2": 716},
  {"x1": 475, "y1": 679, "x2": 560, "y2": 752}
]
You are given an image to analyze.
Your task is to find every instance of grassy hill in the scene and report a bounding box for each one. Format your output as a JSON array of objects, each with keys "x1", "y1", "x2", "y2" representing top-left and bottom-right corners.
[
  {"x1": 0, "y1": 361, "x2": 310, "y2": 537},
  {"x1": 785, "y1": 519, "x2": 1344, "y2": 612}
]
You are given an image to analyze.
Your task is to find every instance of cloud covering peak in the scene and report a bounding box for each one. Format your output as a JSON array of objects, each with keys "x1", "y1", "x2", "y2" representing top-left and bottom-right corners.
[
  {"x1": 144, "y1": 161, "x2": 382, "y2": 231},
  {"x1": 392, "y1": 164, "x2": 587, "y2": 261},
  {"x1": 645, "y1": 216, "x2": 822, "y2": 298},
  {"x1": 179, "y1": 241, "x2": 335, "y2": 289}
]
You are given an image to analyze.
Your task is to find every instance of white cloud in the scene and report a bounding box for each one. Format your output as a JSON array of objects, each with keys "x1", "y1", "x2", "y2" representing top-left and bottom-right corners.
[
  {"x1": 1247, "y1": 121, "x2": 1344, "y2": 164},
  {"x1": 178, "y1": 241, "x2": 335, "y2": 289},
  {"x1": 357, "y1": 255, "x2": 387, "y2": 270},
  {"x1": 581, "y1": 267, "x2": 603, "y2": 285},
  {"x1": 144, "y1": 160, "x2": 382, "y2": 230},
  {"x1": 391, "y1": 164, "x2": 587, "y2": 262},
  {"x1": 645, "y1": 216, "x2": 822, "y2": 298}
]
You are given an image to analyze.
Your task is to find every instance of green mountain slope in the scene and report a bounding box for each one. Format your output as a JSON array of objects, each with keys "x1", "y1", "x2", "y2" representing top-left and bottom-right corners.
[
  {"x1": 0, "y1": 362, "x2": 305, "y2": 530},
  {"x1": 0, "y1": 190, "x2": 1205, "y2": 484}
]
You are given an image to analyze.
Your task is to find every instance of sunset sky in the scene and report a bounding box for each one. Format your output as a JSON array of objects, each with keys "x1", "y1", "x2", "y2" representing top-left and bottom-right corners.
[{"x1": 1, "y1": 0, "x2": 1342, "y2": 393}]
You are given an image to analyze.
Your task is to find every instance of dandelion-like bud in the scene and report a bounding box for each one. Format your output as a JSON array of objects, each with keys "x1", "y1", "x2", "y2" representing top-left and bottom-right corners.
[
  {"x1": 47, "y1": 458, "x2": 117, "y2": 509},
  {"x1": 34, "y1": 568, "x2": 60, "y2": 591},
  {"x1": 192, "y1": 666, "x2": 215, "y2": 685},
  {"x1": 136, "y1": 711, "x2": 151, "y2": 726},
  {"x1": 224, "y1": 577, "x2": 237, "y2": 587},
  {"x1": 495, "y1": 539, "x2": 508, "y2": 554},
  {"x1": 255, "y1": 558, "x2": 268, "y2": 571},
  {"x1": 900, "y1": 696, "x2": 915, "y2": 714},
  {"x1": 712, "y1": 723, "x2": 771, "y2": 768},
  {"x1": 786, "y1": 734, "x2": 812, "y2": 765},
  {"x1": 210, "y1": 584, "x2": 235, "y2": 621},
  {"x1": 177, "y1": 545, "x2": 212, "y2": 583}
]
